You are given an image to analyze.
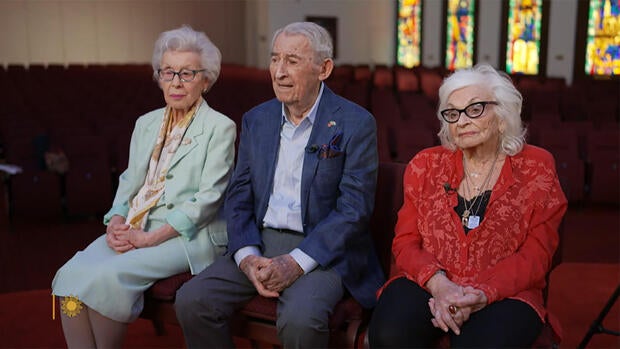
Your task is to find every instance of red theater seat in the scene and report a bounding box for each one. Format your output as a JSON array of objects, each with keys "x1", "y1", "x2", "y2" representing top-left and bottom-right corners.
[{"x1": 139, "y1": 162, "x2": 407, "y2": 348}]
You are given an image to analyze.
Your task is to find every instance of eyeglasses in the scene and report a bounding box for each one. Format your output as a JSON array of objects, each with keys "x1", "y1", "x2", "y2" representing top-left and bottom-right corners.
[
  {"x1": 440, "y1": 101, "x2": 498, "y2": 123},
  {"x1": 157, "y1": 68, "x2": 206, "y2": 82}
]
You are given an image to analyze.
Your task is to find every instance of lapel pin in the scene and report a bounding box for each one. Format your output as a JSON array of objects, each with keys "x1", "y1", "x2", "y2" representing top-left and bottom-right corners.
[{"x1": 327, "y1": 121, "x2": 336, "y2": 127}]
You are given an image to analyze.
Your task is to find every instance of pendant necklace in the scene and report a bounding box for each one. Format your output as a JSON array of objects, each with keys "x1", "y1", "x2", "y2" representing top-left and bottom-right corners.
[
  {"x1": 462, "y1": 176, "x2": 489, "y2": 229},
  {"x1": 461, "y1": 178, "x2": 482, "y2": 228},
  {"x1": 469, "y1": 171, "x2": 481, "y2": 179},
  {"x1": 461, "y1": 152, "x2": 498, "y2": 229}
]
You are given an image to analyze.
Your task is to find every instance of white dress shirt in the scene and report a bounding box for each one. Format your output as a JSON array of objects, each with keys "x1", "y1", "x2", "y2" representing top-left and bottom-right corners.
[{"x1": 234, "y1": 84, "x2": 325, "y2": 274}]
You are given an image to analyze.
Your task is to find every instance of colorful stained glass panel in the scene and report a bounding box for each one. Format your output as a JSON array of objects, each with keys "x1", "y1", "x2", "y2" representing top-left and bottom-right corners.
[
  {"x1": 505, "y1": 0, "x2": 543, "y2": 75},
  {"x1": 397, "y1": 0, "x2": 422, "y2": 68},
  {"x1": 585, "y1": 0, "x2": 620, "y2": 76},
  {"x1": 445, "y1": 0, "x2": 475, "y2": 70}
]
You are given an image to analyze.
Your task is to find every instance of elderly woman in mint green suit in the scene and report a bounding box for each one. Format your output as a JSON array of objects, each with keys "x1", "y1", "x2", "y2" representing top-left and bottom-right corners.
[{"x1": 52, "y1": 25, "x2": 236, "y2": 348}]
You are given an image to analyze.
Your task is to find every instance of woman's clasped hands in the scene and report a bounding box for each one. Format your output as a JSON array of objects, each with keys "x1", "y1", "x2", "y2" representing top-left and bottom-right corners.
[
  {"x1": 426, "y1": 273, "x2": 488, "y2": 336},
  {"x1": 105, "y1": 215, "x2": 151, "y2": 253}
]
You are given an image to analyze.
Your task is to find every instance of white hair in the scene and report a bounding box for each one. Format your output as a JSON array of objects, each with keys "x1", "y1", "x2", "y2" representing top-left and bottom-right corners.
[
  {"x1": 437, "y1": 63, "x2": 526, "y2": 156},
  {"x1": 271, "y1": 22, "x2": 333, "y2": 62},
  {"x1": 151, "y1": 25, "x2": 221, "y2": 90}
]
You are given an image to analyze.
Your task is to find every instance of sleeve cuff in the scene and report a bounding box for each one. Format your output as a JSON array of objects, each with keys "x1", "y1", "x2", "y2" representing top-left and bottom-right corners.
[
  {"x1": 290, "y1": 248, "x2": 318, "y2": 274},
  {"x1": 167, "y1": 209, "x2": 197, "y2": 240},
  {"x1": 103, "y1": 204, "x2": 129, "y2": 225},
  {"x1": 476, "y1": 283, "x2": 497, "y2": 304},
  {"x1": 234, "y1": 246, "x2": 261, "y2": 266},
  {"x1": 418, "y1": 265, "x2": 443, "y2": 289}
]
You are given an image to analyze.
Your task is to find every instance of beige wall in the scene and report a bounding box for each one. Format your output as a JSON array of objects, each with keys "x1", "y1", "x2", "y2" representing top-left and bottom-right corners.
[
  {"x1": 0, "y1": 0, "x2": 580, "y2": 84},
  {"x1": 254, "y1": 0, "x2": 396, "y2": 68},
  {"x1": 0, "y1": 0, "x2": 246, "y2": 66},
  {"x1": 245, "y1": 0, "x2": 578, "y2": 84}
]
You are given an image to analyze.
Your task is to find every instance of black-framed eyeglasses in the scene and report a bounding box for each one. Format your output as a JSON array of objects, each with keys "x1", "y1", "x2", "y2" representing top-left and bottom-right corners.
[
  {"x1": 157, "y1": 68, "x2": 206, "y2": 82},
  {"x1": 440, "y1": 101, "x2": 498, "y2": 123}
]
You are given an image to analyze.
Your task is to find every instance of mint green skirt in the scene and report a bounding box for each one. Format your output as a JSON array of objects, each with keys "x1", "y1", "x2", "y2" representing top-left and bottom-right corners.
[{"x1": 52, "y1": 233, "x2": 192, "y2": 323}]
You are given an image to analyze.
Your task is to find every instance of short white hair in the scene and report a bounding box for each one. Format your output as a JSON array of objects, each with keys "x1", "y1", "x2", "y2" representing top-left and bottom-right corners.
[
  {"x1": 271, "y1": 22, "x2": 333, "y2": 62},
  {"x1": 151, "y1": 25, "x2": 221, "y2": 90}
]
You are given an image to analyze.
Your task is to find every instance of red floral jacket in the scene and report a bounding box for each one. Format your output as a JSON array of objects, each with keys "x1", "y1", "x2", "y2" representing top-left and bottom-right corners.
[{"x1": 385, "y1": 144, "x2": 567, "y2": 338}]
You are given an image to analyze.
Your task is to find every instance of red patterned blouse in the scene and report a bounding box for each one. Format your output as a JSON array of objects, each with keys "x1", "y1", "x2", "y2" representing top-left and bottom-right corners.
[{"x1": 386, "y1": 144, "x2": 567, "y2": 337}]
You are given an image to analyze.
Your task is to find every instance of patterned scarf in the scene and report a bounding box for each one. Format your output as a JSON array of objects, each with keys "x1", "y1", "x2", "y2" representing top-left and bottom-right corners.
[{"x1": 125, "y1": 98, "x2": 202, "y2": 230}]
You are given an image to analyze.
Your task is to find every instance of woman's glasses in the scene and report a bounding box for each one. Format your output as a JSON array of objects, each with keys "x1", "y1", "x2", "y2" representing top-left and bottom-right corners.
[
  {"x1": 440, "y1": 101, "x2": 498, "y2": 123},
  {"x1": 157, "y1": 68, "x2": 206, "y2": 82}
]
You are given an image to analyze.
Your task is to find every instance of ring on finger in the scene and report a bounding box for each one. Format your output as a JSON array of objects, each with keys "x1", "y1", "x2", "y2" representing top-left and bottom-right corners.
[{"x1": 448, "y1": 304, "x2": 458, "y2": 315}]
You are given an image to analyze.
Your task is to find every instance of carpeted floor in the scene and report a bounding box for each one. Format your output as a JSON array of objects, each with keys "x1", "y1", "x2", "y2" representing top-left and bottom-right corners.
[
  {"x1": 0, "y1": 263, "x2": 617, "y2": 348},
  {"x1": 0, "y1": 206, "x2": 618, "y2": 348},
  {"x1": 547, "y1": 262, "x2": 620, "y2": 348},
  {"x1": 0, "y1": 289, "x2": 184, "y2": 348}
]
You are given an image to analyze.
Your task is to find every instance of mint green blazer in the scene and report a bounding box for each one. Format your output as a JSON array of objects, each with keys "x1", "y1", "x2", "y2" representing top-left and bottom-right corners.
[{"x1": 104, "y1": 100, "x2": 236, "y2": 274}]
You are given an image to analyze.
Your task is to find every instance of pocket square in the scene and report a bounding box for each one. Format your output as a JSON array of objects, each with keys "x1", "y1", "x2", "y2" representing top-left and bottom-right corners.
[
  {"x1": 318, "y1": 131, "x2": 344, "y2": 159},
  {"x1": 318, "y1": 146, "x2": 343, "y2": 159}
]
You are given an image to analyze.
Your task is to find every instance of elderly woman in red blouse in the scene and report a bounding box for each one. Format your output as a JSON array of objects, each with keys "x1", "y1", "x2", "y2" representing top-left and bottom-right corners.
[{"x1": 368, "y1": 63, "x2": 567, "y2": 348}]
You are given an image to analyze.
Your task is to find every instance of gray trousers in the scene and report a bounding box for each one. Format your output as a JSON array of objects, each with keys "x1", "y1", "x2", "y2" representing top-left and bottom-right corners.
[{"x1": 175, "y1": 228, "x2": 344, "y2": 348}]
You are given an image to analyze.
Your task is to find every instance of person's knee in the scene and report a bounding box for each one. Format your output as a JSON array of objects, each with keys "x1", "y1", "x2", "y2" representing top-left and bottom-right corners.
[
  {"x1": 368, "y1": 300, "x2": 439, "y2": 347},
  {"x1": 175, "y1": 280, "x2": 231, "y2": 325},
  {"x1": 174, "y1": 280, "x2": 216, "y2": 323},
  {"x1": 277, "y1": 302, "x2": 329, "y2": 344},
  {"x1": 277, "y1": 312, "x2": 327, "y2": 335},
  {"x1": 368, "y1": 317, "x2": 388, "y2": 346},
  {"x1": 174, "y1": 282, "x2": 197, "y2": 323},
  {"x1": 368, "y1": 312, "x2": 405, "y2": 347}
]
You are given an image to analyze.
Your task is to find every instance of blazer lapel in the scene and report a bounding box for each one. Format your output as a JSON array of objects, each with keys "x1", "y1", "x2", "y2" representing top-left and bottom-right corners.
[
  {"x1": 260, "y1": 106, "x2": 285, "y2": 200},
  {"x1": 169, "y1": 115, "x2": 202, "y2": 169},
  {"x1": 136, "y1": 115, "x2": 161, "y2": 172},
  {"x1": 300, "y1": 88, "x2": 341, "y2": 215},
  {"x1": 249, "y1": 101, "x2": 285, "y2": 225},
  {"x1": 168, "y1": 102, "x2": 207, "y2": 170}
]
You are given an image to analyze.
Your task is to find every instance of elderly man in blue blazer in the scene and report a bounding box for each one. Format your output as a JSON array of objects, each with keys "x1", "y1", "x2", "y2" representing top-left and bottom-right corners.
[{"x1": 176, "y1": 21, "x2": 385, "y2": 348}]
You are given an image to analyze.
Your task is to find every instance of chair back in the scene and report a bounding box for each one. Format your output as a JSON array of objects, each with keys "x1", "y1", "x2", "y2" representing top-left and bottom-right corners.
[{"x1": 370, "y1": 162, "x2": 407, "y2": 276}]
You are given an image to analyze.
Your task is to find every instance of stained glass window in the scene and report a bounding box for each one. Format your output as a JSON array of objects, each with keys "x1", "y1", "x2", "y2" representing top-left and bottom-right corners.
[
  {"x1": 505, "y1": 0, "x2": 543, "y2": 75},
  {"x1": 585, "y1": 0, "x2": 620, "y2": 76},
  {"x1": 397, "y1": 0, "x2": 422, "y2": 68},
  {"x1": 445, "y1": 0, "x2": 475, "y2": 70}
]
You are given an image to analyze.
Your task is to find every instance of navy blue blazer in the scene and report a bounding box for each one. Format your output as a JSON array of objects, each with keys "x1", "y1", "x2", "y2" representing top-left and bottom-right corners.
[{"x1": 225, "y1": 87, "x2": 385, "y2": 308}]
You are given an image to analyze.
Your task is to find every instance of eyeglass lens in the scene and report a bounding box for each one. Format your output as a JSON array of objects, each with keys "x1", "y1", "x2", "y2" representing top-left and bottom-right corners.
[
  {"x1": 442, "y1": 102, "x2": 488, "y2": 122},
  {"x1": 159, "y1": 69, "x2": 198, "y2": 82}
]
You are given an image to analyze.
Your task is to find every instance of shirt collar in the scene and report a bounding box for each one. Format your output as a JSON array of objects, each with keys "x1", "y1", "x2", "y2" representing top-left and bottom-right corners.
[{"x1": 280, "y1": 82, "x2": 325, "y2": 126}]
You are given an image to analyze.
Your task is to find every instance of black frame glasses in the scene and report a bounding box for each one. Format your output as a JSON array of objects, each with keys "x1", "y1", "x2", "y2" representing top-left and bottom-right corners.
[
  {"x1": 157, "y1": 68, "x2": 206, "y2": 82},
  {"x1": 440, "y1": 101, "x2": 498, "y2": 123}
]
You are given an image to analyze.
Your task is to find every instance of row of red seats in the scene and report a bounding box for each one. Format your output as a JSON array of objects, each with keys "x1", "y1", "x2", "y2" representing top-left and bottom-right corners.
[
  {"x1": 142, "y1": 160, "x2": 564, "y2": 348},
  {"x1": 0, "y1": 64, "x2": 617, "y2": 226},
  {"x1": 1, "y1": 63, "x2": 617, "y2": 136},
  {"x1": 139, "y1": 162, "x2": 406, "y2": 348},
  {"x1": 329, "y1": 66, "x2": 618, "y2": 124},
  {"x1": 2, "y1": 62, "x2": 616, "y2": 125},
  {"x1": 2, "y1": 120, "x2": 615, "y2": 228}
]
